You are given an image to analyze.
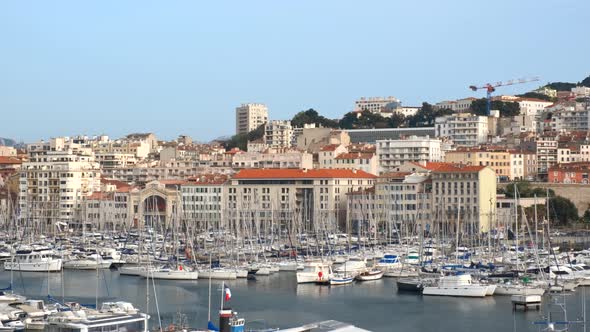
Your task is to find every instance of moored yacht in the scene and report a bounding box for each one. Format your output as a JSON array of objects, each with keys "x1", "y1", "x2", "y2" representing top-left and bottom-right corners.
[
  {"x1": 4, "y1": 250, "x2": 62, "y2": 272},
  {"x1": 296, "y1": 260, "x2": 333, "y2": 284},
  {"x1": 422, "y1": 274, "x2": 490, "y2": 297}
]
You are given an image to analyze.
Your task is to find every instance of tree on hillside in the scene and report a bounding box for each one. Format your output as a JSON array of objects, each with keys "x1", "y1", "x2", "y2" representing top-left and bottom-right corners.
[
  {"x1": 470, "y1": 98, "x2": 520, "y2": 117},
  {"x1": 339, "y1": 110, "x2": 390, "y2": 129},
  {"x1": 549, "y1": 196, "x2": 579, "y2": 225},
  {"x1": 291, "y1": 109, "x2": 339, "y2": 129},
  {"x1": 545, "y1": 82, "x2": 576, "y2": 91},
  {"x1": 516, "y1": 92, "x2": 555, "y2": 102},
  {"x1": 224, "y1": 123, "x2": 266, "y2": 151},
  {"x1": 388, "y1": 113, "x2": 406, "y2": 128},
  {"x1": 580, "y1": 75, "x2": 590, "y2": 88},
  {"x1": 407, "y1": 102, "x2": 452, "y2": 127}
]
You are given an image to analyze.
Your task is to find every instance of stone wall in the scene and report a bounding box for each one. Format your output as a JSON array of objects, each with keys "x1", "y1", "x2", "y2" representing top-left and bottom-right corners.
[{"x1": 498, "y1": 182, "x2": 590, "y2": 214}]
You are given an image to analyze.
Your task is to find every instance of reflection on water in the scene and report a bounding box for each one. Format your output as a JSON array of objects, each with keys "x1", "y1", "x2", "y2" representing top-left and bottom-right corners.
[{"x1": 1, "y1": 269, "x2": 590, "y2": 332}]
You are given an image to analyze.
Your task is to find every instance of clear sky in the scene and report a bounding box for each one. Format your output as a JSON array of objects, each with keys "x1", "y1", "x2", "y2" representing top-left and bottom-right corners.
[{"x1": 1, "y1": 1, "x2": 588, "y2": 143}]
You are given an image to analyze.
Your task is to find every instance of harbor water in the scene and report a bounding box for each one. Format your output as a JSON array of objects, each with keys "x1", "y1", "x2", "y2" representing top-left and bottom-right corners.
[{"x1": 2, "y1": 269, "x2": 590, "y2": 332}]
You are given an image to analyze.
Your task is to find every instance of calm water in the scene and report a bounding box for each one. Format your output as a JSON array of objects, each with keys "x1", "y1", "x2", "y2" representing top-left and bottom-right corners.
[{"x1": 2, "y1": 269, "x2": 590, "y2": 332}]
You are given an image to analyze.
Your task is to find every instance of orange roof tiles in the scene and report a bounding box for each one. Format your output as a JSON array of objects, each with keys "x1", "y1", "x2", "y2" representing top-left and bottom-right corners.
[
  {"x1": 233, "y1": 168, "x2": 376, "y2": 179},
  {"x1": 320, "y1": 144, "x2": 341, "y2": 152},
  {"x1": 0, "y1": 156, "x2": 22, "y2": 165}
]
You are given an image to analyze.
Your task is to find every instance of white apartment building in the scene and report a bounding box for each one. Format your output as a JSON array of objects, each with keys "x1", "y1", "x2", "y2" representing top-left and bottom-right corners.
[
  {"x1": 354, "y1": 96, "x2": 400, "y2": 113},
  {"x1": 376, "y1": 136, "x2": 442, "y2": 173},
  {"x1": 264, "y1": 120, "x2": 294, "y2": 148},
  {"x1": 435, "y1": 113, "x2": 489, "y2": 147},
  {"x1": 231, "y1": 150, "x2": 313, "y2": 169},
  {"x1": 235, "y1": 103, "x2": 269, "y2": 135},
  {"x1": 572, "y1": 86, "x2": 590, "y2": 98},
  {"x1": 92, "y1": 140, "x2": 151, "y2": 160},
  {"x1": 546, "y1": 104, "x2": 589, "y2": 132},
  {"x1": 19, "y1": 138, "x2": 101, "y2": 226},
  {"x1": 434, "y1": 98, "x2": 476, "y2": 112},
  {"x1": 517, "y1": 98, "x2": 553, "y2": 117},
  {"x1": 95, "y1": 153, "x2": 138, "y2": 169},
  {"x1": 535, "y1": 138, "x2": 558, "y2": 176}
]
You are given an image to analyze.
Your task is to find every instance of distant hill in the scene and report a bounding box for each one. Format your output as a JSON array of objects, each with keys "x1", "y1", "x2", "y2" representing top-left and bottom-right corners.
[{"x1": 0, "y1": 138, "x2": 17, "y2": 147}]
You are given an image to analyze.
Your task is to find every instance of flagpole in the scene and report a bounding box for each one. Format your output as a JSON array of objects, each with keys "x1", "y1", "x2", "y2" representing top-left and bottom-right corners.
[{"x1": 220, "y1": 281, "x2": 224, "y2": 311}]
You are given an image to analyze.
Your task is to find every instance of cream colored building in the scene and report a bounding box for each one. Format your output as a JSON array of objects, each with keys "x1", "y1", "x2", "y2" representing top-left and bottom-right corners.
[
  {"x1": 264, "y1": 120, "x2": 293, "y2": 148},
  {"x1": 235, "y1": 103, "x2": 268, "y2": 135},
  {"x1": 444, "y1": 148, "x2": 514, "y2": 180},
  {"x1": 431, "y1": 164, "x2": 496, "y2": 232},
  {"x1": 0, "y1": 146, "x2": 17, "y2": 157},
  {"x1": 231, "y1": 150, "x2": 313, "y2": 169},
  {"x1": 19, "y1": 138, "x2": 101, "y2": 227},
  {"x1": 354, "y1": 96, "x2": 400, "y2": 113},
  {"x1": 226, "y1": 169, "x2": 376, "y2": 231}
]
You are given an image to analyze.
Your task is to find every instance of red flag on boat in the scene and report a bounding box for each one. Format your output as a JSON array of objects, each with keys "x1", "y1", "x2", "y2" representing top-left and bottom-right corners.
[{"x1": 224, "y1": 285, "x2": 231, "y2": 301}]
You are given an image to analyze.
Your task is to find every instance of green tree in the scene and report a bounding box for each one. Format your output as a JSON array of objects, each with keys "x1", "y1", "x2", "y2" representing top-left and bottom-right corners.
[
  {"x1": 388, "y1": 113, "x2": 406, "y2": 128},
  {"x1": 470, "y1": 98, "x2": 520, "y2": 117},
  {"x1": 224, "y1": 124, "x2": 265, "y2": 151},
  {"x1": 582, "y1": 209, "x2": 590, "y2": 223},
  {"x1": 339, "y1": 110, "x2": 390, "y2": 129},
  {"x1": 516, "y1": 92, "x2": 555, "y2": 102},
  {"x1": 545, "y1": 82, "x2": 576, "y2": 91},
  {"x1": 549, "y1": 196, "x2": 579, "y2": 225},
  {"x1": 407, "y1": 102, "x2": 450, "y2": 127},
  {"x1": 291, "y1": 109, "x2": 339, "y2": 129},
  {"x1": 580, "y1": 75, "x2": 590, "y2": 88}
]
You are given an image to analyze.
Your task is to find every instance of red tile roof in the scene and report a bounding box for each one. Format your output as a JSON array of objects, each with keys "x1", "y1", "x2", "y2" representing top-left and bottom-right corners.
[
  {"x1": 320, "y1": 144, "x2": 341, "y2": 152},
  {"x1": 0, "y1": 156, "x2": 22, "y2": 165},
  {"x1": 430, "y1": 162, "x2": 486, "y2": 173},
  {"x1": 233, "y1": 168, "x2": 376, "y2": 179}
]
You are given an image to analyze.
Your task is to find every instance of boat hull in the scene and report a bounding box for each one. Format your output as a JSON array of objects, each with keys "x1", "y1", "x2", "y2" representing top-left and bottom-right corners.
[
  {"x1": 4, "y1": 260, "x2": 62, "y2": 272},
  {"x1": 422, "y1": 286, "x2": 488, "y2": 297}
]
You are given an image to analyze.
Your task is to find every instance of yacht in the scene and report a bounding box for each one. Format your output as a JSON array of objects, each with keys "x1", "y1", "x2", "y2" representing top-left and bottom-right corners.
[
  {"x1": 141, "y1": 264, "x2": 199, "y2": 280},
  {"x1": 198, "y1": 268, "x2": 238, "y2": 280},
  {"x1": 375, "y1": 254, "x2": 402, "y2": 271},
  {"x1": 335, "y1": 257, "x2": 366, "y2": 275},
  {"x1": 296, "y1": 260, "x2": 333, "y2": 284},
  {"x1": 46, "y1": 302, "x2": 148, "y2": 332},
  {"x1": 63, "y1": 254, "x2": 112, "y2": 270},
  {"x1": 422, "y1": 274, "x2": 490, "y2": 297},
  {"x1": 4, "y1": 250, "x2": 62, "y2": 272}
]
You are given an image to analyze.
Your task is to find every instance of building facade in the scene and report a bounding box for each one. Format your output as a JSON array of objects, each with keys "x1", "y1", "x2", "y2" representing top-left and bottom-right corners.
[{"x1": 235, "y1": 103, "x2": 269, "y2": 135}]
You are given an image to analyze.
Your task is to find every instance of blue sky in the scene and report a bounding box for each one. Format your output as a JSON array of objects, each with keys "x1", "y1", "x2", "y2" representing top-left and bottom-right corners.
[{"x1": 1, "y1": 1, "x2": 588, "y2": 142}]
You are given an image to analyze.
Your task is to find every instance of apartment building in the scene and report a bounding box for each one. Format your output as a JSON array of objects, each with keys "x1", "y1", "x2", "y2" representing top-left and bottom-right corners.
[
  {"x1": 354, "y1": 96, "x2": 400, "y2": 113},
  {"x1": 180, "y1": 174, "x2": 228, "y2": 230},
  {"x1": 332, "y1": 153, "x2": 378, "y2": 175},
  {"x1": 231, "y1": 150, "x2": 313, "y2": 169},
  {"x1": 435, "y1": 113, "x2": 489, "y2": 147},
  {"x1": 235, "y1": 103, "x2": 268, "y2": 135},
  {"x1": 535, "y1": 137, "x2": 558, "y2": 177},
  {"x1": 226, "y1": 169, "x2": 376, "y2": 231},
  {"x1": 548, "y1": 162, "x2": 590, "y2": 184},
  {"x1": 546, "y1": 104, "x2": 589, "y2": 132},
  {"x1": 375, "y1": 172, "x2": 432, "y2": 225},
  {"x1": 434, "y1": 98, "x2": 476, "y2": 112},
  {"x1": 95, "y1": 153, "x2": 138, "y2": 169},
  {"x1": 376, "y1": 136, "x2": 442, "y2": 173},
  {"x1": 0, "y1": 146, "x2": 17, "y2": 157},
  {"x1": 444, "y1": 148, "x2": 523, "y2": 180},
  {"x1": 264, "y1": 120, "x2": 294, "y2": 148},
  {"x1": 430, "y1": 164, "x2": 496, "y2": 232},
  {"x1": 19, "y1": 138, "x2": 101, "y2": 226}
]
